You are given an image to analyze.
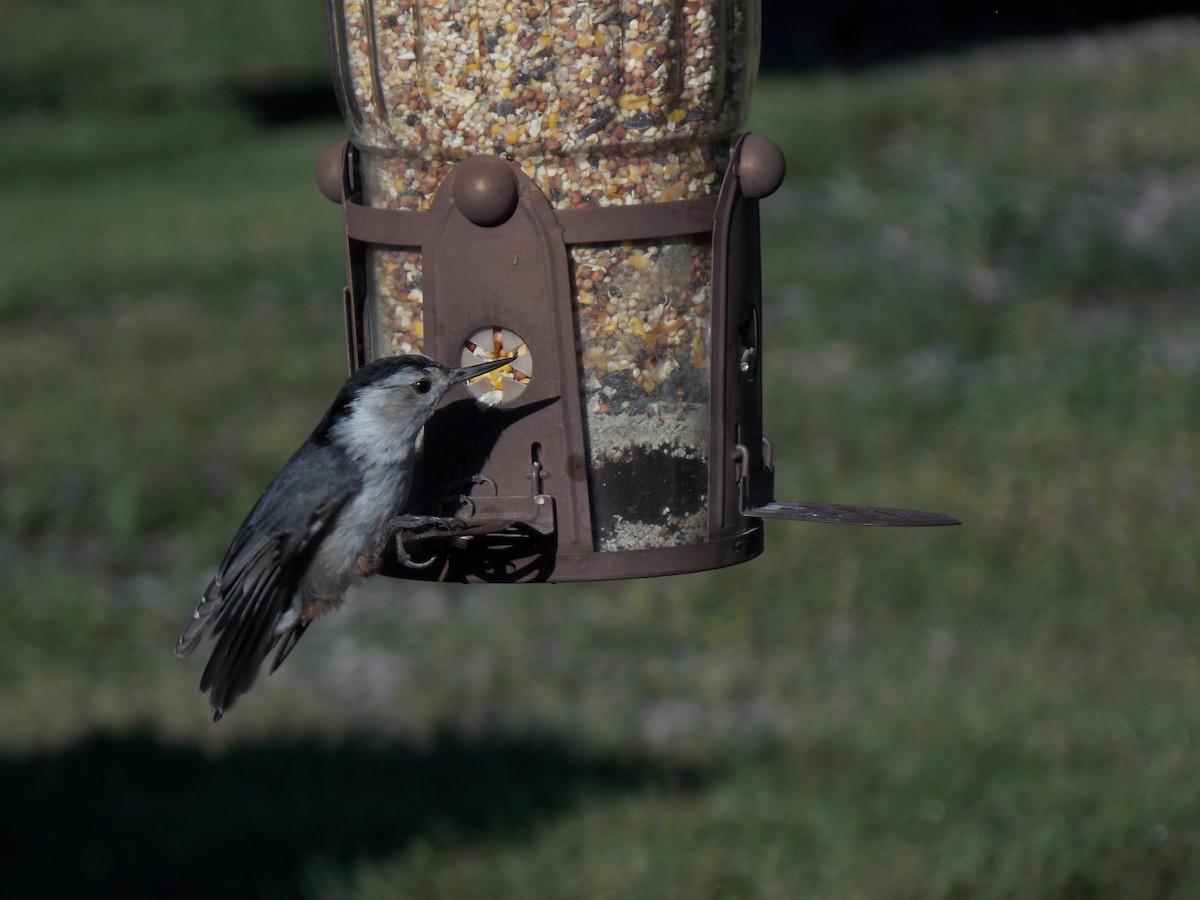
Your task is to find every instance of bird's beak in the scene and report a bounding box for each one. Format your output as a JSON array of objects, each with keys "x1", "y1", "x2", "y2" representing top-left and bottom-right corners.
[{"x1": 449, "y1": 354, "x2": 518, "y2": 384}]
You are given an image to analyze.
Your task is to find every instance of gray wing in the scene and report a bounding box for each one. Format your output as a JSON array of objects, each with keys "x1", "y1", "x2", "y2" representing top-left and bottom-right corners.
[{"x1": 175, "y1": 441, "x2": 361, "y2": 720}]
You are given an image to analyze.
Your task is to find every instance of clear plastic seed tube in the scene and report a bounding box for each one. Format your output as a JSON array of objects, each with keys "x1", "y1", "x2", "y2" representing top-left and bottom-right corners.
[{"x1": 327, "y1": 0, "x2": 758, "y2": 550}]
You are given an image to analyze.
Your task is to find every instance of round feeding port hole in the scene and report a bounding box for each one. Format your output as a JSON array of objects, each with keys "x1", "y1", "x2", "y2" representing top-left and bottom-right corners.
[{"x1": 461, "y1": 327, "x2": 532, "y2": 409}]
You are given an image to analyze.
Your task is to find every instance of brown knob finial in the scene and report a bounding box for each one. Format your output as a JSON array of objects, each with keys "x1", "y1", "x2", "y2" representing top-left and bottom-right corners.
[
  {"x1": 453, "y1": 156, "x2": 520, "y2": 226},
  {"x1": 315, "y1": 140, "x2": 349, "y2": 203},
  {"x1": 738, "y1": 134, "x2": 786, "y2": 200}
]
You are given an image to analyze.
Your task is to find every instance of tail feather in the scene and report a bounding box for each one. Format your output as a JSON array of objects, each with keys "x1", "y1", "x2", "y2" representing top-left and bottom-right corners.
[
  {"x1": 198, "y1": 576, "x2": 275, "y2": 695},
  {"x1": 200, "y1": 570, "x2": 288, "y2": 720},
  {"x1": 204, "y1": 613, "x2": 311, "y2": 722},
  {"x1": 270, "y1": 619, "x2": 312, "y2": 674},
  {"x1": 174, "y1": 579, "x2": 226, "y2": 658},
  {"x1": 176, "y1": 536, "x2": 275, "y2": 658},
  {"x1": 176, "y1": 546, "x2": 312, "y2": 720},
  {"x1": 176, "y1": 452, "x2": 358, "y2": 720}
]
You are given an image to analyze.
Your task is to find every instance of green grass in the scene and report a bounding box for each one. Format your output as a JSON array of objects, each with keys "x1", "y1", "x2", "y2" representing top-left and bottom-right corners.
[
  {"x1": 3, "y1": 14, "x2": 1200, "y2": 900},
  {"x1": 0, "y1": 1, "x2": 329, "y2": 112}
]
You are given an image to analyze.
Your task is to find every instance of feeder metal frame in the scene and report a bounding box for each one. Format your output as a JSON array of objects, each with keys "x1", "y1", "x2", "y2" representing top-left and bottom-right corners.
[{"x1": 316, "y1": 134, "x2": 956, "y2": 583}]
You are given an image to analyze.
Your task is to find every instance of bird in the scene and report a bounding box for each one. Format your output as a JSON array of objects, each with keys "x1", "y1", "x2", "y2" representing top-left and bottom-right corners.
[{"x1": 175, "y1": 353, "x2": 513, "y2": 721}]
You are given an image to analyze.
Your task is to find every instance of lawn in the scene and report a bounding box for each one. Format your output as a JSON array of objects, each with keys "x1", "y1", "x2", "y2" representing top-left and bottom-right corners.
[{"x1": 2, "y1": 10, "x2": 1200, "y2": 898}]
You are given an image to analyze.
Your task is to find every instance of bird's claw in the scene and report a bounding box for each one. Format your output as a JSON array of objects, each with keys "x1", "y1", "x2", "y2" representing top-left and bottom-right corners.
[
  {"x1": 384, "y1": 514, "x2": 468, "y2": 570},
  {"x1": 400, "y1": 552, "x2": 440, "y2": 570},
  {"x1": 428, "y1": 473, "x2": 498, "y2": 506},
  {"x1": 383, "y1": 474, "x2": 497, "y2": 569}
]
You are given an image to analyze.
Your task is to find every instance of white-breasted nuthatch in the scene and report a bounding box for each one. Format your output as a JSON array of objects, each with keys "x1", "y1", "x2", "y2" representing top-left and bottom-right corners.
[{"x1": 175, "y1": 353, "x2": 513, "y2": 721}]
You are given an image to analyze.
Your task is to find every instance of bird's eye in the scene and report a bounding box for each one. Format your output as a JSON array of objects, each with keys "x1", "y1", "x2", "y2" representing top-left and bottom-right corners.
[{"x1": 413, "y1": 378, "x2": 433, "y2": 394}]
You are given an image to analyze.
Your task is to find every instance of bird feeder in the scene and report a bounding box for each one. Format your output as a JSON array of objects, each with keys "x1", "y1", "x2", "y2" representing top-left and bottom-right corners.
[{"x1": 316, "y1": 0, "x2": 956, "y2": 583}]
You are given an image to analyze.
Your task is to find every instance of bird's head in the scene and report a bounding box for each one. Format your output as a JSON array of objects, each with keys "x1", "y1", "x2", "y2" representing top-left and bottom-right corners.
[{"x1": 317, "y1": 354, "x2": 513, "y2": 463}]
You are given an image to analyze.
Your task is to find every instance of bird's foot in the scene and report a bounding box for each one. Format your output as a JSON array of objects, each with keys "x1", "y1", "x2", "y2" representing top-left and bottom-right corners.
[
  {"x1": 387, "y1": 513, "x2": 469, "y2": 534},
  {"x1": 384, "y1": 514, "x2": 469, "y2": 570},
  {"x1": 381, "y1": 476, "x2": 497, "y2": 570}
]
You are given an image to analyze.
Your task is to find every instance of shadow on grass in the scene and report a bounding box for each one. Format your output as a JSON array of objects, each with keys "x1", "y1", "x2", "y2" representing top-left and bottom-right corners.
[{"x1": 1, "y1": 729, "x2": 705, "y2": 899}]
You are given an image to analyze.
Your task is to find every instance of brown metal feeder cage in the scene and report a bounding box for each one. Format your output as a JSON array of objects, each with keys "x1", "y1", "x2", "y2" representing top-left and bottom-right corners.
[{"x1": 316, "y1": 1, "x2": 957, "y2": 583}]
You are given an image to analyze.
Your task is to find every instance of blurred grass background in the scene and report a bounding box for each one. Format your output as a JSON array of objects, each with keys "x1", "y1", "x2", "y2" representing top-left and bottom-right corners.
[{"x1": 3, "y1": 3, "x2": 1200, "y2": 897}]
